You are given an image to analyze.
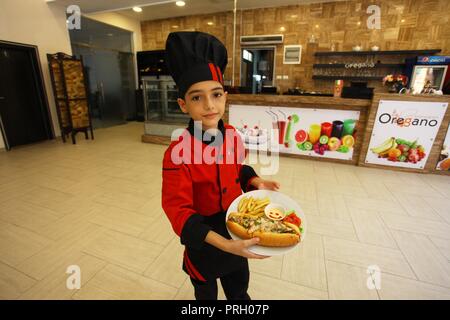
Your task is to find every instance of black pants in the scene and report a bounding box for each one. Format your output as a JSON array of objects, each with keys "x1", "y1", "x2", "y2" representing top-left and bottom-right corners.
[{"x1": 190, "y1": 264, "x2": 251, "y2": 300}]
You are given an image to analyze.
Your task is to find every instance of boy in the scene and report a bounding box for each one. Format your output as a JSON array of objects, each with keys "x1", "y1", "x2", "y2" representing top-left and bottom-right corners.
[{"x1": 162, "y1": 31, "x2": 280, "y2": 300}]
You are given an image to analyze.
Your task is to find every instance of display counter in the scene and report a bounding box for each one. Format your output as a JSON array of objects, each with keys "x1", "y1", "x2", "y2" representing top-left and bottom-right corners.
[
  {"x1": 225, "y1": 94, "x2": 371, "y2": 165},
  {"x1": 142, "y1": 93, "x2": 450, "y2": 175}
]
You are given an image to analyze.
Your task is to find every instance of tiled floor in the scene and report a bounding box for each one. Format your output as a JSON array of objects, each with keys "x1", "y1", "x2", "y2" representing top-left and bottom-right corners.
[{"x1": 1, "y1": 122, "x2": 450, "y2": 300}]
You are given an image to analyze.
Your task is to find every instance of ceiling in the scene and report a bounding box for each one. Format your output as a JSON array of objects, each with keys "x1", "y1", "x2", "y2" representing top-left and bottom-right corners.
[{"x1": 48, "y1": 0, "x2": 342, "y2": 21}]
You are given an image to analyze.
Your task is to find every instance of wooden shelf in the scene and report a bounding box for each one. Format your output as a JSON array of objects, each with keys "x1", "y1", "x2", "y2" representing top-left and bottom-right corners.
[
  {"x1": 313, "y1": 63, "x2": 405, "y2": 68},
  {"x1": 312, "y1": 75, "x2": 383, "y2": 81},
  {"x1": 314, "y1": 49, "x2": 441, "y2": 57}
]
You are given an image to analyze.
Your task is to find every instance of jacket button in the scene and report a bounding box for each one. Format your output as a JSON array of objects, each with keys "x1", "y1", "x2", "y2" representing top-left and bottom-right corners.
[
  {"x1": 235, "y1": 178, "x2": 240, "y2": 183},
  {"x1": 223, "y1": 187, "x2": 227, "y2": 194}
]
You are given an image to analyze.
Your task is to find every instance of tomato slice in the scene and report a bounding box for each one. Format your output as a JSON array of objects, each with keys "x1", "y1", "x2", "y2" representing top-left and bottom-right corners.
[{"x1": 283, "y1": 213, "x2": 301, "y2": 227}]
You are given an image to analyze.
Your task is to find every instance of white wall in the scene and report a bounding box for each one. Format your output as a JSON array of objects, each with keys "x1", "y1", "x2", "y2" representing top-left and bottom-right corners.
[
  {"x1": 0, "y1": 0, "x2": 73, "y2": 149},
  {"x1": 85, "y1": 11, "x2": 142, "y2": 89}
]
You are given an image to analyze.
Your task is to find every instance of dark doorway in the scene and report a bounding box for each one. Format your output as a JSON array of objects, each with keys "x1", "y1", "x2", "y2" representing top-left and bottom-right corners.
[
  {"x1": 0, "y1": 41, "x2": 54, "y2": 150},
  {"x1": 240, "y1": 47, "x2": 275, "y2": 94}
]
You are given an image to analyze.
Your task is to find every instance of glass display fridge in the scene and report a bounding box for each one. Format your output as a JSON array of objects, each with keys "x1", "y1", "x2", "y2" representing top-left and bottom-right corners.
[{"x1": 142, "y1": 75, "x2": 189, "y2": 122}]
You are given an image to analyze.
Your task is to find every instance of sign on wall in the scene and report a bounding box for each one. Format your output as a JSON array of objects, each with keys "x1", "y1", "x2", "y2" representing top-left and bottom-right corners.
[
  {"x1": 365, "y1": 100, "x2": 448, "y2": 169},
  {"x1": 436, "y1": 124, "x2": 450, "y2": 171},
  {"x1": 229, "y1": 104, "x2": 360, "y2": 161}
]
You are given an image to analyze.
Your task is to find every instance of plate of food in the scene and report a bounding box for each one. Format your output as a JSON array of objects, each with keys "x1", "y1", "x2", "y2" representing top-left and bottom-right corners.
[{"x1": 225, "y1": 190, "x2": 306, "y2": 256}]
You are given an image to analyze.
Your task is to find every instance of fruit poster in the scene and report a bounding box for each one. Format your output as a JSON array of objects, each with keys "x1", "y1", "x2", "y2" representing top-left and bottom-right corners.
[
  {"x1": 229, "y1": 104, "x2": 360, "y2": 161},
  {"x1": 436, "y1": 125, "x2": 450, "y2": 171},
  {"x1": 365, "y1": 100, "x2": 448, "y2": 169}
]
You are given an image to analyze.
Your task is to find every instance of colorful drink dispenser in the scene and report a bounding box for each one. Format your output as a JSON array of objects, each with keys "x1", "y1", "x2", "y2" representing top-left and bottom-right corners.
[
  {"x1": 321, "y1": 122, "x2": 332, "y2": 137},
  {"x1": 309, "y1": 124, "x2": 321, "y2": 144},
  {"x1": 331, "y1": 120, "x2": 344, "y2": 138},
  {"x1": 342, "y1": 119, "x2": 356, "y2": 136}
]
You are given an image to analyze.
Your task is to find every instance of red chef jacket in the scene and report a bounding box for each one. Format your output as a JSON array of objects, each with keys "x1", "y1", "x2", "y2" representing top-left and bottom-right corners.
[{"x1": 161, "y1": 119, "x2": 258, "y2": 281}]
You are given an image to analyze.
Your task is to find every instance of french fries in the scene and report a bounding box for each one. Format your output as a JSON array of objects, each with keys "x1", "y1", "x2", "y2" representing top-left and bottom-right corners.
[{"x1": 237, "y1": 196, "x2": 270, "y2": 216}]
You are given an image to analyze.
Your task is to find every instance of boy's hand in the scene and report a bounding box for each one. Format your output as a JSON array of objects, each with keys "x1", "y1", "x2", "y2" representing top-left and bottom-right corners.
[
  {"x1": 225, "y1": 238, "x2": 269, "y2": 259},
  {"x1": 251, "y1": 177, "x2": 280, "y2": 191}
]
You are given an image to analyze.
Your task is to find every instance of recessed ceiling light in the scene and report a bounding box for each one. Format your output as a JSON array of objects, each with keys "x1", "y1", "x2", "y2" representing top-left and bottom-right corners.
[
  {"x1": 172, "y1": 25, "x2": 179, "y2": 28},
  {"x1": 280, "y1": 26, "x2": 286, "y2": 31},
  {"x1": 315, "y1": 24, "x2": 319, "y2": 28},
  {"x1": 207, "y1": 21, "x2": 214, "y2": 25},
  {"x1": 176, "y1": 1, "x2": 186, "y2": 6},
  {"x1": 401, "y1": 19, "x2": 405, "y2": 22},
  {"x1": 357, "y1": 21, "x2": 361, "y2": 25},
  {"x1": 291, "y1": 15, "x2": 298, "y2": 18},
  {"x1": 133, "y1": 7, "x2": 142, "y2": 12}
]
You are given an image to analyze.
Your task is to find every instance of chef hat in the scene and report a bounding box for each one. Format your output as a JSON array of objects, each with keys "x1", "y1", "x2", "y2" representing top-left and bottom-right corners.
[{"x1": 165, "y1": 31, "x2": 227, "y2": 98}]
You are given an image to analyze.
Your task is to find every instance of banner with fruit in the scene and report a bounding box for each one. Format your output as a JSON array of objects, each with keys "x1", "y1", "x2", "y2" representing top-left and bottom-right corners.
[
  {"x1": 436, "y1": 125, "x2": 450, "y2": 171},
  {"x1": 229, "y1": 104, "x2": 360, "y2": 161},
  {"x1": 365, "y1": 100, "x2": 448, "y2": 169}
]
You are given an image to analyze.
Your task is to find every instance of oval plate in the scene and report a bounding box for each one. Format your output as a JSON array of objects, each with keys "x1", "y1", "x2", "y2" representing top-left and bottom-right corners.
[{"x1": 226, "y1": 190, "x2": 307, "y2": 256}]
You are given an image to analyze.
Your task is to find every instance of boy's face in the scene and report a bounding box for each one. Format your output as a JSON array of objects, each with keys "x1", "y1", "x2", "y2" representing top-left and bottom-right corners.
[{"x1": 177, "y1": 80, "x2": 227, "y2": 130}]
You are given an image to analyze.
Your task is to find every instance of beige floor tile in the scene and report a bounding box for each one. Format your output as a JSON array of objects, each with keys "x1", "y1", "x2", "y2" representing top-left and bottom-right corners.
[
  {"x1": 139, "y1": 214, "x2": 175, "y2": 246},
  {"x1": 35, "y1": 201, "x2": 104, "y2": 241},
  {"x1": 386, "y1": 182, "x2": 445, "y2": 198},
  {"x1": 334, "y1": 168, "x2": 362, "y2": 187},
  {"x1": 97, "y1": 177, "x2": 160, "y2": 199},
  {"x1": 422, "y1": 175, "x2": 450, "y2": 198},
  {"x1": 348, "y1": 207, "x2": 397, "y2": 248},
  {"x1": 359, "y1": 181, "x2": 397, "y2": 202},
  {"x1": 15, "y1": 223, "x2": 104, "y2": 280},
  {"x1": 249, "y1": 254, "x2": 283, "y2": 279},
  {"x1": 326, "y1": 260, "x2": 379, "y2": 300},
  {"x1": 143, "y1": 238, "x2": 186, "y2": 288},
  {"x1": 17, "y1": 187, "x2": 77, "y2": 217},
  {"x1": 88, "y1": 205, "x2": 153, "y2": 237},
  {"x1": 317, "y1": 193, "x2": 352, "y2": 221},
  {"x1": 248, "y1": 272, "x2": 328, "y2": 300},
  {"x1": 422, "y1": 196, "x2": 450, "y2": 224},
  {"x1": 305, "y1": 214, "x2": 358, "y2": 241},
  {"x1": 392, "y1": 193, "x2": 444, "y2": 221},
  {"x1": 0, "y1": 223, "x2": 52, "y2": 267},
  {"x1": 323, "y1": 237, "x2": 415, "y2": 279},
  {"x1": 281, "y1": 233, "x2": 327, "y2": 291},
  {"x1": 93, "y1": 190, "x2": 150, "y2": 212},
  {"x1": 136, "y1": 197, "x2": 165, "y2": 219},
  {"x1": 429, "y1": 236, "x2": 450, "y2": 261},
  {"x1": 344, "y1": 195, "x2": 407, "y2": 216},
  {"x1": 378, "y1": 273, "x2": 450, "y2": 300},
  {"x1": 0, "y1": 179, "x2": 38, "y2": 204},
  {"x1": 19, "y1": 253, "x2": 106, "y2": 300},
  {"x1": 82, "y1": 229, "x2": 163, "y2": 274},
  {"x1": 0, "y1": 262, "x2": 36, "y2": 299},
  {"x1": 0, "y1": 199, "x2": 60, "y2": 233},
  {"x1": 25, "y1": 173, "x2": 79, "y2": 194},
  {"x1": 380, "y1": 212, "x2": 450, "y2": 240},
  {"x1": 73, "y1": 264, "x2": 177, "y2": 300},
  {"x1": 390, "y1": 230, "x2": 450, "y2": 288}
]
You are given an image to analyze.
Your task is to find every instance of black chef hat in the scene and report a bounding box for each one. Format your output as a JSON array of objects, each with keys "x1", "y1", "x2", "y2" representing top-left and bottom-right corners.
[{"x1": 165, "y1": 31, "x2": 227, "y2": 99}]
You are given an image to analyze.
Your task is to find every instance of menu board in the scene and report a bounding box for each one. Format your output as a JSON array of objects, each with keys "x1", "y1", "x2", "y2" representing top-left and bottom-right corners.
[
  {"x1": 229, "y1": 104, "x2": 360, "y2": 161},
  {"x1": 365, "y1": 100, "x2": 448, "y2": 169}
]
